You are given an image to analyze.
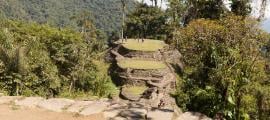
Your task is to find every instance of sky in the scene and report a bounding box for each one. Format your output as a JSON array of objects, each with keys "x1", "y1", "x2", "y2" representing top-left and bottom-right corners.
[{"x1": 138, "y1": 0, "x2": 270, "y2": 32}]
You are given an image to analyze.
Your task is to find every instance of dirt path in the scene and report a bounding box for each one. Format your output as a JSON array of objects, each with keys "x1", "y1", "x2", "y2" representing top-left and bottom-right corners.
[{"x1": 0, "y1": 105, "x2": 105, "y2": 120}]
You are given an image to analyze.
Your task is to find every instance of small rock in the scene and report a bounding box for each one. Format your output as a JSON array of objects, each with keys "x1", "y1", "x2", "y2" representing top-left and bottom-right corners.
[
  {"x1": 79, "y1": 101, "x2": 109, "y2": 116},
  {"x1": 111, "y1": 116, "x2": 127, "y2": 120},
  {"x1": 15, "y1": 97, "x2": 44, "y2": 108},
  {"x1": 120, "y1": 108, "x2": 147, "y2": 119},
  {"x1": 177, "y1": 112, "x2": 212, "y2": 120},
  {"x1": 0, "y1": 96, "x2": 22, "y2": 104},
  {"x1": 147, "y1": 109, "x2": 174, "y2": 120},
  {"x1": 66, "y1": 101, "x2": 93, "y2": 113},
  {"x1": 37, "y1": 98, "x2": 75, "y2": 112}
]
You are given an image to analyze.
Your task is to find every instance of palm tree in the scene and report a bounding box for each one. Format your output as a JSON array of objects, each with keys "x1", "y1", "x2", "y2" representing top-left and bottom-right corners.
[
  {"x1": 121, "y1": 0, "x2": 127, "y2": 39},
  {"x1": 258, "y1": 0, "x2": 268, "y2": 21},
  {"x1": 160, "y1": 0, "x2": 163, "y2": 8}
]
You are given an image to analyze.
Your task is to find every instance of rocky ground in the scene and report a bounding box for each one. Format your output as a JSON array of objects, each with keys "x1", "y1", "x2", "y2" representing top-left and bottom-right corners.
[{"x1": 0, "y1": 96, "x2": 211, "y2": 120}]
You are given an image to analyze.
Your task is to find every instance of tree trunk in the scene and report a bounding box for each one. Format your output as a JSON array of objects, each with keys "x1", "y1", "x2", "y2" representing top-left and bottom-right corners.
[
  {"x1": 160, "y1": 0, "x2": 163, "y2": 8},
  {"x1": 121, "y1": 0, "x2": 126, "y2": 39},
  {"x1": 69, "y1": 81, "x2": 74, "y2": 94},
  {"x1": 258, "y1": 0, "x2": 267, "y2": 21}
]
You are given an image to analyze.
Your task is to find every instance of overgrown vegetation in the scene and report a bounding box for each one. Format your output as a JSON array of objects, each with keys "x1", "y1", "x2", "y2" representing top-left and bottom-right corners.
[
  {"x1": 125, "y1": 4, "x2": 169, "y2": 40},
  {"x1": 0, "y1": 19, "x2": 116, "y2": 98},
  {"x1": 173, "y1": 16, "x2": 270, "y2": 120}
]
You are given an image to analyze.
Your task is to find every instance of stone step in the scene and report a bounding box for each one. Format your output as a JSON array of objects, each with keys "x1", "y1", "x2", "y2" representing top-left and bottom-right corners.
[
  {"x1": 15, "y1": 97, "x2": 44, "y2": 108},
  {"x1": 37, "y1": 98, "x2": 75, "y2": 112},
  {"x1": 66, "y1": 101, "x2": 93, "y2": 113},
  {"x1": 79, "y1": 101, "x2": 110, "y2": 116}
]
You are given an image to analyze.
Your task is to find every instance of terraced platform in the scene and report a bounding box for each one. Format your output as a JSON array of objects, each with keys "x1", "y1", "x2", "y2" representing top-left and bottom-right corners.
[
  {"x1": 110, "y1": 38, "x2": 185, "y2": 119},
  {"x1": 115, "y1": 39, "x2": 166, "y2": 52},
  {"x1": 117, "y1": 59, "x2": 166, "y2": 70}
]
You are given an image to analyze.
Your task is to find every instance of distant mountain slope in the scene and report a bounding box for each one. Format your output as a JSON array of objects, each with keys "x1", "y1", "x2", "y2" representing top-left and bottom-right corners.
[{"x1": 0, "y1": 0, "x2": 136, "y2": 34}]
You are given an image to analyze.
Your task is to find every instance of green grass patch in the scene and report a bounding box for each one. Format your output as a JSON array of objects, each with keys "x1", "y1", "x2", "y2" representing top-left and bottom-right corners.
[
  {"x1": 118, "y1": 59, "x2": 166, "y2": 69},
  {"x1": 116, "y1": 39, "x2": 166, "y2": 52},
  {"x1": 123, "y1": 86, "x2": 147, "y2": 95}
]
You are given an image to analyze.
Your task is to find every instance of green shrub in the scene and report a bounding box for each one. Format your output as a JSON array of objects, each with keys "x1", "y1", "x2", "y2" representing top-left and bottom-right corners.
[{"x1": 0, "y1": 19, "x2": 116, "y2": 98}]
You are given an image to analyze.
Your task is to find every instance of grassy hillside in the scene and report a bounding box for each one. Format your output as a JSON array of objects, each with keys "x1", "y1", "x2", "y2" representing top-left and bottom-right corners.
[{"x1": 0, "y1": 0, "x2": 136, "y2": 34}]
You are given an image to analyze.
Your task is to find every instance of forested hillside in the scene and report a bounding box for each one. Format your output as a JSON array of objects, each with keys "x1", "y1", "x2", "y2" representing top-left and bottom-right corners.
[{"x1": 0, "y1": 0, "x2": 136, "y2": 34}]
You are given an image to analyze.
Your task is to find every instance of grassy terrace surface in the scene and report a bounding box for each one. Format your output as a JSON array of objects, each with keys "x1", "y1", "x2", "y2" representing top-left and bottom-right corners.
[
  {"x1": 115, "y1": 39, "x2": 166, "y2": 52},
  {"x1": 123, "y1": 86, "x2": 147, "y2": 95},
  {"x1": 117, "y1": 59, "x2": 166, "y2": 70}
]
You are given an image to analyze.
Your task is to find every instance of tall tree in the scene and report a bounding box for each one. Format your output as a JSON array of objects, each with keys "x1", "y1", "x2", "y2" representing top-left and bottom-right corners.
[
  {"x1": 258, "y1": 0, "x2": 268, "y2": 21},
  {"x1": 183, "y1": 0, "x2": 226, "y2": 24},
  {"x1": 230, "y1": 0, "x2": 252, "y2": 17},
  {"x1": 167, "y1": 0, "x2": 186, "y2": 26},
  {"x1": 125, "y1": 4, "x2": 168, "y2": 39}
]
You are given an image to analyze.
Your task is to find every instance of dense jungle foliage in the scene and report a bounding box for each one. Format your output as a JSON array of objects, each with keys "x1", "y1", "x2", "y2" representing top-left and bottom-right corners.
[
  {"x1": 173, "y1": 16, "x2": 270, "y2": 120},
  {"x1": 0, "y1": 19, "x2": 117, "y2": 98},
  {"x1": 0, "y1": 0, "x2": 136, "y2": 34}
]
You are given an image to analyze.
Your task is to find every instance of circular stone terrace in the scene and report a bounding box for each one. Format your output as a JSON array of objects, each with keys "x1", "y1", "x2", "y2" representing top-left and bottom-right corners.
[
  {"x1": 115, "y1": 39, "x2": 166, "y2": 52},
  {"x1": 117, "y1": 59, "x2": 167, "y2": 70}
]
